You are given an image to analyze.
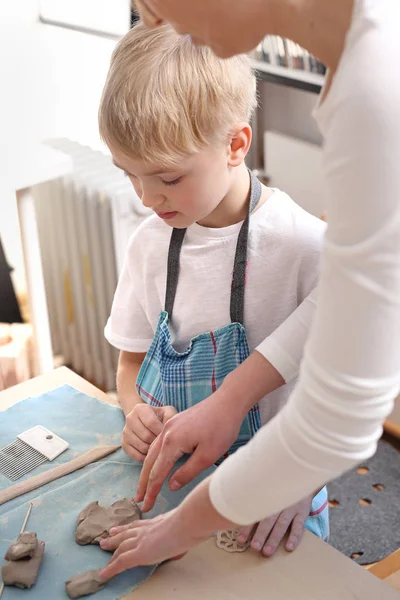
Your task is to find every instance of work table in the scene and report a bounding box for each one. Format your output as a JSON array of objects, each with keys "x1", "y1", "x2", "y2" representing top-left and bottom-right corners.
[{"x1": 1, "y1": 367, "x2": 399, "y2": 599}]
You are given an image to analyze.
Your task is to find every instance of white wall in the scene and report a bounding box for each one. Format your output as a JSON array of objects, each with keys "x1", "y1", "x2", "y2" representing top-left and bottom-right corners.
[
  {"x1": 0, "y1": 1, "x2": 121, "y2": 293},
  {"x1": 40, "y1": 24, "x2": 119, "y2": 150},
  {"x1": 0, "y1": 0, "x2": 123, "y2": 150}
]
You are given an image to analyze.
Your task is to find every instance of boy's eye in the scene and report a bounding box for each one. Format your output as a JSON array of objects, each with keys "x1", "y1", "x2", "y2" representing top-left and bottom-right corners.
[{"x1": 162, "y1": 177, "x2": 183, "y2": 186}]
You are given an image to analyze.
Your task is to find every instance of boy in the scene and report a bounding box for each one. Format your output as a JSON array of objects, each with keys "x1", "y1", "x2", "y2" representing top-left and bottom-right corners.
[{"x1": 100, "y1": 22, "x2": 328, "y2": 557}]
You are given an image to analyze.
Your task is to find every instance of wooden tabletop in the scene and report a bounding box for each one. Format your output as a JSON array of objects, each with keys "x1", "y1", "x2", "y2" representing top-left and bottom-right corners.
[{"x1": 1, "y1": 367, "x2": 399, "y2": 599}]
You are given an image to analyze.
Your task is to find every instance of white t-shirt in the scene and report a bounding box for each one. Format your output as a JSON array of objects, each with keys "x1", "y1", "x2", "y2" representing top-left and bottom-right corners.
[
  {"x1": 209, "y1": 0, "x2": 400, "y2": 525},
  {"x1": 105, "y1": 189, "x2": 326, "y2": 425}
]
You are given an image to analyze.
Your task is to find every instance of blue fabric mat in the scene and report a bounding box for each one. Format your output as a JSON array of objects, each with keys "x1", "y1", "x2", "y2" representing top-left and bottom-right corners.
[{"x1": 0, "y1": 385, "x2": 214, "y2": 599}]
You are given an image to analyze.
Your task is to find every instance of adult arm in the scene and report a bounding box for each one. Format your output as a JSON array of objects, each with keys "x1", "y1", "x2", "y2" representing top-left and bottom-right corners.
[
  {"x1": 136, "y1": 291, "x2": 317, "y2": 509},
  {"x1": 209, "y1": 16, "x2": 400, "y2": 523}
]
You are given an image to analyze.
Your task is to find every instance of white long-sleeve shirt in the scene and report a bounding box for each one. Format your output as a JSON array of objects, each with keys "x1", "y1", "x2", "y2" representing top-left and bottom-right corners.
[{"x1": 210, "y1": 0, "x2": 400, "y2": 525}]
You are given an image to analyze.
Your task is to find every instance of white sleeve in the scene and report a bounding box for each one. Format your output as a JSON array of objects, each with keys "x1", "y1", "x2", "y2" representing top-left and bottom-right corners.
[
  {"x1": 104, "y1": 235, "x2": 154, "y2": 353},
  {"x1": 257, "y1": 288, "x2": 317, "y2": 383},
  {"x1": 257, "y1": 214, "x2": 324, "y2": 383},
  {"x1": 209, "y1": 4, "x2": 400, "y2": 525}
]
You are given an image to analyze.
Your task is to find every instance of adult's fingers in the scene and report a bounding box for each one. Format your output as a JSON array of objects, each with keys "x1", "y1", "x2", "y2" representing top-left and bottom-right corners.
[
  {"x1": 101, "y1": 546, "x2": 139, "y2": 580},
  {"x1": 285, "y1": 513, "x2": 306, "y2": 552},
  {"x1": 108, "y1": 536, "x2": 140, "y2": 563},
  {"x1": 142, "y1": 436, "x2": 184, "y2": 512},
  {"x1": 100, "y1": 527, "x2": 140, "y2": 552},
  {"x1": 167, "y1": 448, "x2": 215, "y2": 492},
  {"x1": 141, "y1": 434, "x2": 185, "y2": 512},
  {"x1": 108, "y1": 522, "x2": 143, "y2": 536},
  {"x1": 262, "y1": 511, "x2": 293, "y2": 557},
  {"x1": 135, "y1": 435, "x2": 163, "y2": 502},
  {"x1": 250, "y1": 516, "x2": 278, "y2": 551},
  {"x1": 236, "y1": 524, "x2": 253, "y2": 546}
]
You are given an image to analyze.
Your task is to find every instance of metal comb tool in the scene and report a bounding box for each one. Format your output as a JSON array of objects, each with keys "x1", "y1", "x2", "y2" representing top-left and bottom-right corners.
[{"x1": 0, "y1": 426, "x2": 69, "y2": 481}]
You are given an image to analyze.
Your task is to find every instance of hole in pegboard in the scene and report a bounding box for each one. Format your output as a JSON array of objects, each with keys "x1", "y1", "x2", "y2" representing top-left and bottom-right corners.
[
  {"x1": 373, "y1": 483, "x2": 385, "y2": 491},
  {"x1": 328, "y1": 499, "x2": 340, "y2": 507},
  {"x1": 358, "y1": 498, "x2": 372, "y2": 506},
  {"x1": 351, "y1": 552, "x2": 364, "y2": 560},
  {"x1": 357, "y1": 467, "x2": 369, "y2": 475}
]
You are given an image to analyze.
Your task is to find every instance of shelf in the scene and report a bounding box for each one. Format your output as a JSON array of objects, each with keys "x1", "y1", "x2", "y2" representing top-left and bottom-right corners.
[{"x1": 251, "y1": 59, "x2": 325, "y2": 94}]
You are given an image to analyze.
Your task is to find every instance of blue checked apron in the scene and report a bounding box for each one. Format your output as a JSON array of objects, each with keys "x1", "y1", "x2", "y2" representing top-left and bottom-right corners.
[{"x1": 136, "y1": 170, "x2": 329, "y2": 539}]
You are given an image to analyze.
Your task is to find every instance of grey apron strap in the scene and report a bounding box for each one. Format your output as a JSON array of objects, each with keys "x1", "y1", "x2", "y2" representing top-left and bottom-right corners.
[
  {"x1": 165, "y1": 170, "x2": 262, "y2": 323},
  {"x1": 164, "y1": 227, "x2": 187, "y2": 318},
  {"x1": 230, "y1": 171, "x2": 262, "y2": 324}
]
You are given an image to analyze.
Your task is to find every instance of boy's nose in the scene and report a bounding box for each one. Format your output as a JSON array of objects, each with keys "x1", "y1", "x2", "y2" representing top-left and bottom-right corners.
[{"x1": 141, "y1": 191, "x2": 165, "y2": 210}]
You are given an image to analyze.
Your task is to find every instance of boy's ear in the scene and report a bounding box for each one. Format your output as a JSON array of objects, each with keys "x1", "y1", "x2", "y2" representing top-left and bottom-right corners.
[{"x1": 227, "y1": 123, "x2": 252, "y2": 167}]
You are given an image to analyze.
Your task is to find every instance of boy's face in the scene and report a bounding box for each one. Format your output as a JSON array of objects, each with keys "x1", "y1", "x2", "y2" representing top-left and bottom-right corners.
[
  {"x1": 110, "y1": 144, "x2": 236, "y2": 228},
  {"x1": 135, "y1": 0, "x2": 268, "y2": 58}
]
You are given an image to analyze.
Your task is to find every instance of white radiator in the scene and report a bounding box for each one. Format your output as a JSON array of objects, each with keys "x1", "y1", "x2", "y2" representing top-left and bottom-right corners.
[{"x1": 34, "y1": 139, "x2": 150, "y2": 391}]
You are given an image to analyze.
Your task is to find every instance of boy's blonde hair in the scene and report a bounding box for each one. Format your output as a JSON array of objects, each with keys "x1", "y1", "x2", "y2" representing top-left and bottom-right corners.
[{"x1": 99, "y1": 22, "x2": 257, "y2": 167}]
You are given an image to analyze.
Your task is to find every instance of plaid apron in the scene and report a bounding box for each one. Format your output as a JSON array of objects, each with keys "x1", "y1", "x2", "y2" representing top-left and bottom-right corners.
[{"x1": 136, "y1": 171, "x2": 262, "y2": 457}]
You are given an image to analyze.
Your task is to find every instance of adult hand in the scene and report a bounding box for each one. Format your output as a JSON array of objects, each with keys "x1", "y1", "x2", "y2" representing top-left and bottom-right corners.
[
  {"x1": 99, "y1": 511, "x2": 189, "y2": 578},
  {"x1": 100, "y1": 478, "x2": 232, "y2": 579},
  {"x1": 135, "y1": 391, "x2": 244, "y2": 511},
  {"x1": 122, "y1": 404, "x2": 177, "y2": 462},
  {"x1": 236, "y1": 495, "x2": 313, "y2": 556},
  {"x1": 135, "y1": 352, "x2": 285, "y2": 512}
]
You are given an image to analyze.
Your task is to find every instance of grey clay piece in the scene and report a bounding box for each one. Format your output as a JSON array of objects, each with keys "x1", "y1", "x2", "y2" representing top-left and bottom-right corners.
[
  {"x1": 4, "y1": 531, "x2": 38, "y2": 560},
  {"x1": 1, "y1": 540, "x2": 45, "y2": 589},
  {"x1": 76, "y1": 498, "x2": 141, "y2": 545},
  {"x1": 65, "y1": 568, "x2": 106, "y2": 599}
]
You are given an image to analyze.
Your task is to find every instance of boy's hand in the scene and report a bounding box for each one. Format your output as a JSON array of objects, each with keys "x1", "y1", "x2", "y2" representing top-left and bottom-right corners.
[
  {"x1": 122, "y1": 404, "x2": 178, "y2": 462},
  {"x1": 236, "y1": 495, "x2": 313, "y2": 556}
]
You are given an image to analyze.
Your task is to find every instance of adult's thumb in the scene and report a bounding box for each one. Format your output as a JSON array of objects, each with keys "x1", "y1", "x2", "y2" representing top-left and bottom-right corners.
[{"x1": 169, "y1": 450, "x2": 215, "y2": 491}]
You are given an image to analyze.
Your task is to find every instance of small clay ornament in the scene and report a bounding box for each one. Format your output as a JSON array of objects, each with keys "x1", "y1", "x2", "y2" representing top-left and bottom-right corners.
[
  {"x1": 76, "y1": 498, "x2": 141, "y2": 545},
  {"x1": 65, "y1": 568, "x2": 106, "y2": 599},
  {"x1": 2, "y1": 540, "x2": 45, "y2": 589},
  {"x1": 216, "y1": 530, "x2": 251, "y2": 553},
  {"x1": 4, "y1": 531, "x2": 38, "y2": 560}
]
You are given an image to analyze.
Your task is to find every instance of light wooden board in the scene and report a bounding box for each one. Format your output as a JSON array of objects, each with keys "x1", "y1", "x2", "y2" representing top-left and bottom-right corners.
[
  {"x1": 386, "y1": 572, "x2": 400, "y2": 593},
  {"x1": 369, "y1": 549, "x2": 400, "y2": 580},
  {"x1": 385, "y1": 395, "x2": 400, "y2": 439},
  {"x1": 135, "y1": 536, "x2": 400, "y2": 600},
  {"x1": 1, "y1": 367, "x2": 399, "y2": 600},
  {"x1": 0, "y1": 366, "x2": 118, "y2": 412}
]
